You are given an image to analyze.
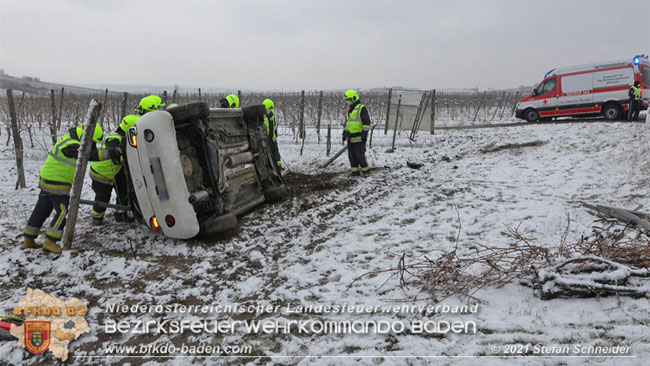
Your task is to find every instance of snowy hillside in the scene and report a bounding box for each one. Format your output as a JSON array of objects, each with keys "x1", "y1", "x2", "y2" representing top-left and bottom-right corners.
[{"x1": 1, "y1": 119, "x2": 649, "y2": 365}]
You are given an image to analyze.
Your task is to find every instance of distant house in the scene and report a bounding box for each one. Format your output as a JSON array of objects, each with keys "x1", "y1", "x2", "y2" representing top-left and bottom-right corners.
[{"x1": 0, "y1": 69, "x2": 5, "y2": 76}]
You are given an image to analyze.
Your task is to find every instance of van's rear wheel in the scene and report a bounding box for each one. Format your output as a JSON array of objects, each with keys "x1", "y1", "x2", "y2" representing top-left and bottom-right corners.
[
  {"x1": 524, "y1": 108, "x2": 539, "y2": 122},
  {"x1": 602, "y1": 103, "x2": 621, "y2": 120}
]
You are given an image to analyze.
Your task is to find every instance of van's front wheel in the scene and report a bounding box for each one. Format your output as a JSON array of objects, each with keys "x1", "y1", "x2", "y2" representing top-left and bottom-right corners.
[
  {"x1": 524, "y1": 108, "x2": 539, "y2": 122},
  {"x1": 602, "y1": 103, "x2": 621, "y2": 120}
]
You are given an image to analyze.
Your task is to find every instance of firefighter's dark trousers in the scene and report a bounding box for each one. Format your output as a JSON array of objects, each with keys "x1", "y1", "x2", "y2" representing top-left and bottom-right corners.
[
  {"x1": 347, "y1": 141, "x2": 369, "y2": 173},
  {"x1": 91, "y1": 168, "x2": 128, "y2": 219},
  {"x1": 91, "y1": 180, "x2": 112, "y2": 219},
  {"x1": 628, "y1": 100, "x2": 640, "y2": 121},
  {"x1": 24, "y1": 190, "x2": 70, "y2": 242},
  {"x1": 270, "y1": 140, "x2": 282, "y2": 167}
]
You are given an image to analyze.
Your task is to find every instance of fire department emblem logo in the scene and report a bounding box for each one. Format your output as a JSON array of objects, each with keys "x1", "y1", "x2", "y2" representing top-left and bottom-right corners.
[{"x1": 24, "y1": 321, "x2": 51, "y2": 354}]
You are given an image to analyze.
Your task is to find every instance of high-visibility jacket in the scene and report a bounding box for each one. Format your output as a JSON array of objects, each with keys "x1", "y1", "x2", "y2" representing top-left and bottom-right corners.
[
  {"x1": 345, "y1": 103, "x2": 370, "y2": 143},
  {"x1": 40, "y1": 128, "x2": 109, "y2": 194},
  {"x1": 631, "y1": 86, "x2": 641, "y2": 101},
  {"x1": 40, "y1": 133, "x2": 80, "y2": 186},
  {"x1": 90, "y1": 134, "x2": 123, "y2": 184},
  {"x1": 264, "y1": 112, "x2": 278, "y2": 141}
]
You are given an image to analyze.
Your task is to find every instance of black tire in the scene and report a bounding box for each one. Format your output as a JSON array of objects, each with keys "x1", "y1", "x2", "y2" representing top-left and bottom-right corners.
[
  {"x1": 264, "y1": 185, "x2": 289, "y2": 203},
  {"x1": 167, "y1": 102, "x2": 210, "y2": 124},
  {"x1": 199, "y1": 213, "x2": 238, "y2": 235},
  {"x1": 524, "y1": 108, "x2": 539, "y2": 122},
  {"x1": 602, "y1": 103, "x2": 621, "y2": 120},
  {"x1": 242, "y1": 105, "x2": 267, "y2": 119}
]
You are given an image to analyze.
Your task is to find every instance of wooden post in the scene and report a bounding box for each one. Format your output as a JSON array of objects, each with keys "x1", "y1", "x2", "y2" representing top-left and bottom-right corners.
[
  {"x1": 120, "y1": 92, "x2": 128, "y2": 120},
  {"x1": 317, "y1": 90, "x2": 323, "y2": 143},
  {"x1": 57, "y1": 87, "x2": 65, "y2": 131},
  {"x1": 390, "y1": 95, "x2": 401, "y2": 152},
  {"x1": 7, "y1": 89, "x2": 26, "y2": 189},
  {"x1": 299, "y1": 90, "x2": 305, "y2": 140},
  {"x1": 49, "y1": 89, "x2": 57, "y2": 145},
  {"x1": 237, "y1": 90, "x2": 242, "y2": 105},
  {"x1": 326, "y1": 123, "x2": 331, "y2": 156},
  {"x1": 100, "y1": 88, "x2": 109, "y2": 129},
  {"x1": 321, "y1": 145, "x2": 348, "y2": 169},
  {"x1": 384, "y1": 88, "x2": 392, "y2": 134},
  {"x1": 472, "y1": 91, "x2": 487, "y2": 122},
  {"x1": 173, "y1": 87, "x2": 178, "y2": 104},
  {"x1": 62, "y1": 100, "x2": 103, "y2": 251},
  {"x1": 17, "y1": 91, "x2": 25, "y2": 130},
  {"x1": 430, "y1": 89, "x2": 436, "y2": 134},
  {"x1": 198, "y1": 88, "x2": 202, "y2": 101},
  {"x1": 162, "y1": 90, "x2": 168, "y2": 104}
]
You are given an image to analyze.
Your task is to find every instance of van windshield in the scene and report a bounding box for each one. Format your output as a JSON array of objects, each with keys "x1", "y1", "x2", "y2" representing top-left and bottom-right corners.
[{"x1": 642, "y1": 66, "x2": 650, "y2": 86}]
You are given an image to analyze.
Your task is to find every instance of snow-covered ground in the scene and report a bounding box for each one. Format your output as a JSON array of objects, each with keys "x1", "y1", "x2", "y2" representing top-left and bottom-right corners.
[{"x1": 1, "y1": 118, "x2": 649, "y2": 366}]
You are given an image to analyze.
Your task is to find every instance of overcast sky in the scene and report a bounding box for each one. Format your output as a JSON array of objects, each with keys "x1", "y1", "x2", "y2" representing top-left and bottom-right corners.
[{"x1": 1, "y1": 0, "x2": 648, "y2": 91}]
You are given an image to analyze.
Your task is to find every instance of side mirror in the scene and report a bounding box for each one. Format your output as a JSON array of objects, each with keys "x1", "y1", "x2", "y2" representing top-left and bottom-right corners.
[{"x1": 533, "y1": 88, "x2": 538, "y2": 96}]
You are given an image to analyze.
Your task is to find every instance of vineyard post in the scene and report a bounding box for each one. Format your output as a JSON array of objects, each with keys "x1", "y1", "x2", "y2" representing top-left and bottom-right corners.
[
  {"x1": 299, "y1": 90, "x2": 305, "y2": 140},
  {"x1": 57, "y1": 87, "x2": 65, "y2": 131},
  {"x1": 317, "y1": 90, "x2": 323, "y2": 143},
  {"x1": 173, "y1": 87, "x2": 178, "y2": 104},
  {"x1": 384, "y1": 88, "x2": 392, "y2": 134},
  {"x1": 198, "y1": 88, "x2": 202, "y2": 101},
  {"x1": 430, "y1": 89, "x2": 436, "y2": 134},
  {"x1": 120, "y1": 92, "x2": 128, "y2": 120},
  {"x1": 100, "y1": 88, "x2": 108, "y2": 129},
  {"x1": 49, "y1": 89, "x2": 57, "y2": 145},
  {"x1": 326, "y1": 124, "x2": 331, "y2": 156},
  {"x1": 7, "y1": 89, "x2": 27, "y2": 189},
  {"x1": 162, "y1": 90, "x2": 168, "y2": 104},
  {"x1": 62, "y1": 100, "x2": 102, "y2": 251},
  {"x1": 390, "y1": 95, "x2": 401, "y2": 152},
  {"x1": 472, "y1": 91, "x2": 487, "y2": 122}
]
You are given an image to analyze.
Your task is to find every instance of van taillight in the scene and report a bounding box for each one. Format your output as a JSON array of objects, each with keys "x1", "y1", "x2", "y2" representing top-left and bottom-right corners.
[
  {"x1": 165, "y1": 215, "x2": 176, "y2": 227},
  {"x1": 128, "y1": 128, "x2": 138, "y2": 148},
  {"x1": 150, "y1": 216, "x2": 162, "y2": 234}
]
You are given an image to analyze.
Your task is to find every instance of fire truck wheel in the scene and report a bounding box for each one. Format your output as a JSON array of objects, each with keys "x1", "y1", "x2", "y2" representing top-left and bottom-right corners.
[
  {"x1": 524, "y1": 108, "x2": 539, "y2": 122},
  {"x1": 602, "y1": 103, "x2": 621, "y2": 120}
]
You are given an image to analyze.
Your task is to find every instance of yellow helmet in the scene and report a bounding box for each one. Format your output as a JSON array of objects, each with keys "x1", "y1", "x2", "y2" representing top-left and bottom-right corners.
[
  {"x1": 119, "y1": 114, "x2": 141, "y2": 133},
  {"x1": 263, "y1": 98, "x2": 274, "y2": 110},
  {"x1": 76, "y1": 124, "x2": 104, "y2": 143},
  {"x1": 344, "y1": 89, "x2": 359, "y2": 103},
  {"x1": 136, "y1": 95, "x2": 165, "y2": 115},
  {"x1": 226, "y1": 94, "x2": 240, "y2": 108}
]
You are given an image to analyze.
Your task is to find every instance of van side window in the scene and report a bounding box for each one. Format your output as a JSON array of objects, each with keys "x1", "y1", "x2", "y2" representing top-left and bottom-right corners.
[{"x1": 539, "y1": 79, "x2": 556, "y2": 95}]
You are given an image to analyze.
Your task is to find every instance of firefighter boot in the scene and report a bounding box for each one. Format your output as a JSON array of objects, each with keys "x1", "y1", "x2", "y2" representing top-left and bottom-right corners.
[
  {"x1": 21, "y1": 237, "x2": 42, "y2": 250},
  {"x1": 42, "y1": 238, "x2": 62, "y2": 254}
]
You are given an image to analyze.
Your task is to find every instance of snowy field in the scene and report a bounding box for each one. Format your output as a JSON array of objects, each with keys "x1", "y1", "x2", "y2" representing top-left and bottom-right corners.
[{"x1": 1, "y1": 117, "x2": 650, "y2": 366}]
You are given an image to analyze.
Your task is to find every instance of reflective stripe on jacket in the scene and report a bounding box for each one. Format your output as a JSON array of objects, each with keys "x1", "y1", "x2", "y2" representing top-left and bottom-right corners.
[
  {"x1": 631, "y1": 86, "x2": 641, "y2": 101},
  {"x1": 40, "y1": 133, "x2": 79, "y2": 185},
  {"x1": 345, "y1": 103, "x2": 367, "y2": 142},
  {"x1": 90, "y1": 134, "x2": 123, "y2": 182},
  {"x1": 264, "y1": 113, "x2": 278, "y2": 141}
]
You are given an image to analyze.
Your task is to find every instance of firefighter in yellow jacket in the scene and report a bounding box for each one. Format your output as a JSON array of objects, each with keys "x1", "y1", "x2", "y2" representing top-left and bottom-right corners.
[
  {"x1": 263, "y1": 98, "x2": 284, "y2": 173},
  {"x1": 342, "y1": 90, "x2": 371, "y2": 176},
  {"x1": 89, "y1": 115, "x2": 140, "y2": 223},
  {"x1": 22, "y1": 124, "x2": 120, "y2": 254}
]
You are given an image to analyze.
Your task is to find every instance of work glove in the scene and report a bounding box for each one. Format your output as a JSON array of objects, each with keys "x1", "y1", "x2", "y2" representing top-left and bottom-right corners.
[
  {"x1": 361, "y1": 130, "x2": 368, "y2": 143},
  {"x1": 108, "y1": 147, "x2": 123, "y2": 165},
  {"x1": 342, "y1": 131, "x2": 347, "y2": 142}
]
